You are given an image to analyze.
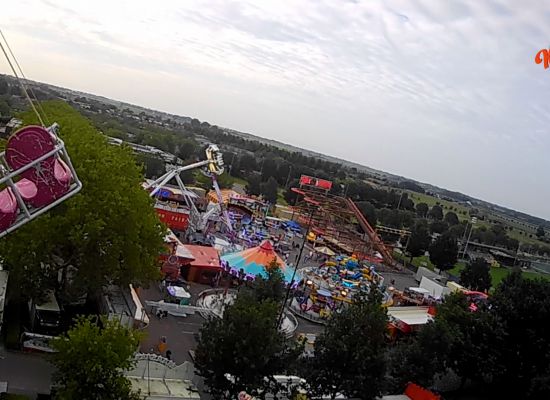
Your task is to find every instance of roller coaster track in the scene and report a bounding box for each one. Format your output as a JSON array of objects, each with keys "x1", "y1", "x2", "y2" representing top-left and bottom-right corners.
[{"x1": 346, "y1": 198, "x2": 396, "y2": 267}]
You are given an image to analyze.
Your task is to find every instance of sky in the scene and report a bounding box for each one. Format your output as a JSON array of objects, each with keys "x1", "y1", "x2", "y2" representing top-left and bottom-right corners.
[{"x1": 2, "y1": 0, "x2": 550, "y2": 219}]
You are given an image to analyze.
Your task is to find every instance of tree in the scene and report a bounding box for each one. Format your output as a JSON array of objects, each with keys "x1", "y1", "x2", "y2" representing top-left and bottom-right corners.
[
  {"x1": 488, "y1": 271, "x2": 550, "y2": 397},
  {"x1": 387, "y1": 320, "x2": 452, "y2": 392},
  {"x1": 194, "y1": 291, "x2": 300, "y2": 399},
  {"x1": 307, "y1": 289, "x2": 388, "y2": 400},
  {"x1": 444, "y1": 211, "x2": 459, "y2": 226},
  {"x1": 433, "y1": 292, "x2": 502, "y2": 388},
  {"x1": 51, "y1": 316, "x2": 141, "y2": 400},
  {"x1": 460, "y1": 258, "x2": 491, "y2": 292},
  {"x1": 407, "y1": 222, "x2": 431, "y2": 262},
  {"x1": 0, "y1": 102, "x2": 165, "y2": 301},
  {"x1": 0, "y1": 99, "x2": 10, "y2": 116},
  {"x1": 283, "y1": 179, "x2": 299, "y2": 205},
  {"x1": 246, "y1": 174, "x2": 262, "y2": 196},
  {"x1": 537, "y1": 224, "x2": 546, "y2": 238},
  {"x1": 136, "y1": 153, "x2": 164, "y2": 178},
  {"x1": 428, "y1": 204, "x2": 443, "y2": 220},
  {"x1": 176, "y1": 139, "x2": 196, "y2": 160},
  {"x1": 429, "y1": 220, "x2": 449, "y2": 234},
  {"x1": 250, "y1": 258, "x2": 286, "y2": 303},
  {"x1": 429, "y1": 232, "x2": 458, "y2": 272},
  {"x1": 0, "y1": 77, "x2": 8, "y2": 94},
  {"x1": 415, "y1": 202, "x2": 429, "y2": 218},
  {"x1": 260, "y1": 176, "x2": 278, "y2": 204},
  {"x1": 357, "y1": 201, "x2": 377, "y2": 227}
]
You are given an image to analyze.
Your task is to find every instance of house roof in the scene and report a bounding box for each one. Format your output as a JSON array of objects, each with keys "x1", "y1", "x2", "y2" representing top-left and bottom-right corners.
[{"x1": 184, "y1": 245, "x2": 220, "y2": 269}]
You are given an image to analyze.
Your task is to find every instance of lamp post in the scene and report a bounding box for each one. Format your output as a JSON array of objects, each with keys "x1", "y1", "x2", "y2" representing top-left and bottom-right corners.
[
  {"x1": 277, "y1": 198, "x2": 318, "y2": 327},
  {"x1": 462, "y1": 217, "x2": 477, "y2": 259}
]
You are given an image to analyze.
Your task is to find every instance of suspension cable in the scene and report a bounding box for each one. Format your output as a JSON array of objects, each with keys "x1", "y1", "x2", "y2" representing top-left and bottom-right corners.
[
  {"x1": 0, "y1": 28, "x2": 45, "y2": 126},
  {"x1": 0, "y1": 29, "x2": 50, "y2": 126}
]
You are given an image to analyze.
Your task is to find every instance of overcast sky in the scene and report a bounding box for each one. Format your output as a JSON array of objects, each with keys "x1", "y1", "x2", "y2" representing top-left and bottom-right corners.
[{"x1": 2, "y1": 1, "x2": 550, "y2": 219}]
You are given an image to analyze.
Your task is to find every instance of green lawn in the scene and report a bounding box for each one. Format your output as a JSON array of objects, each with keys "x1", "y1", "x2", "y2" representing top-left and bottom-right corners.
[
  {"x1": 447, "y1": 264, "x2": 550, "y2": 287},
  {"x1": 277, "y1": 188, "x2": 288, "y2": 206}
]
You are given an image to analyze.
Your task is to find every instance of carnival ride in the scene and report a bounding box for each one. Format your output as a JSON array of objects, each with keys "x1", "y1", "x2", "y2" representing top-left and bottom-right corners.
[
  {"x1": 290, "y1": 254, "x2": 392, "y2": 322},
  {"x1": 289, "y1": 176, "x2": 398, "y2": 269},
  {"x1": 0, "y1": 30, "x2": 81, "y2": 238},
  {"x1": 143, "y1": 144, "x2": 233, "y2": 235}
]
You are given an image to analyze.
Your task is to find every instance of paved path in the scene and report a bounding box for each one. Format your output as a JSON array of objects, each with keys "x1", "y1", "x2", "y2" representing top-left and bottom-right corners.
[{"x1": 0, "y1": 348, "x2": 53, "y2": 397}]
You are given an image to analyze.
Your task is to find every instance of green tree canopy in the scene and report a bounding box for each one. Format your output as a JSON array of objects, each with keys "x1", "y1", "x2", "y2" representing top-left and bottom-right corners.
[
  {"x1": 307, "y1": 289, "x2": 388, "y2": 400},
  {"x1": 536, "y1": 224, "x2": 545, "y2": 238},
  {"x1": 246, "y1": 174, "x2": 261, "y2": 196},
  {"x1": 428, "y1": 204, "x2": 443, "y2": 220},
  {"x1": 260, "y1": 176, "x2": 278, "y2": 204},
  {"x1": 407, "y1": 222, "x2": 431, "y2": 261},
  {"x1": 444, "y1": 211, "x2": 460, "y2": 226},
  {"x1": 429, "y1": 231, "x2": 458, "y2": 272},
  {"x1": 51, "y1": 316, "x2": 141, "y2": 400},
  {"x1": 249, "y1": 258, "x2": 286, "y2": 303},
  {"x1": 460, "y1": 257, "x2": 491, "y2": 292},
  {"x1": 357, "y1": 201, "x2": 377, "y2": 227},
  {"x1": 0, "y1": 101, "x2": 165, "y2": 301},
  {"x1": 194, "y1": 291, "x2": 300, "y2": 399},
  {"x1": 415, "y1": 202, "x2": 429, "y2": 218}
]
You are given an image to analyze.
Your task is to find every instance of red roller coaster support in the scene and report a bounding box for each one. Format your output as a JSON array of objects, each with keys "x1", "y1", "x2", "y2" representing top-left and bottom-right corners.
[{"x1": 346, "y1": 198, "x2": 395, "y2": 267}]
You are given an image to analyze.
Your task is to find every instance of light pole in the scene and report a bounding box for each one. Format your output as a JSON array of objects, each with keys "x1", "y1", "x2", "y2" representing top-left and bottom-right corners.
[
  {"x1": 284, "y1": 165, "x2": 292, "y2": 189},
  {"x1": 462, "y1": 217, "x2": 477, "y2": 259},
  {"x1": 277, "y1": 198, "x2": 318, "y2": 327}
]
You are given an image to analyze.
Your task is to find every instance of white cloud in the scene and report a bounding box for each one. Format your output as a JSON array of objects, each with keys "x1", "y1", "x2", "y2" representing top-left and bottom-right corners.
[{"x1": 2, "y1": 0, "x2": 550, "y2": 218}]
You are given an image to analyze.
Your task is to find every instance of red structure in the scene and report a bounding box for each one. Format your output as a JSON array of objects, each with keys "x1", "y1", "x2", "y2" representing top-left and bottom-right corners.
[
  {"x1": 404, "y1": 382, "x2": 441, "y2": 400},
  {"x1": 290, "y1": 176, "x2": 397, "y2": 268}
]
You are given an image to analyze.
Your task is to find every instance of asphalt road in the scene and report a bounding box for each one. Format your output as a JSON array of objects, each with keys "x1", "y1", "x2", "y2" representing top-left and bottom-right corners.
[{"x1": 0, "y1": 347, "x2": 53, "y2": 396}]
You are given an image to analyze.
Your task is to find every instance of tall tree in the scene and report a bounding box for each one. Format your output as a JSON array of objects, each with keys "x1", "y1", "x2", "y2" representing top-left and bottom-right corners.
[
  {"x1": 407, "y1": 222, "x2": 431, "y2": 262},
  {"x1": 51, "y1": 316, "x2": 141, "y2": 400},
  {"x1": 283, "y1": 179, "x2": 299, "y2": 205},
  {"x1": 444, "y1": 211, "x2": 460, "y2": 226},
  {"x1": 246, "y1": 174, "x2": 262, "y2": 196},
  {"x1": 536, "y1": 224, "x2": 546, "y2": 238},
  {"x1": 429, "y1": 232, "x2": 458, "y2": 272},
  {"x1": 428, "y1": 204, "x2": 443, "y2": 220},
  {"x1": 415, "y1": 202, "x2": 429, "y2": 218},
  {"x1": 249, "y1": 259, "x2": 286, "y2": 303},
  {"x1": 195, "y1": 291, "x2": 300, "y2": 399},
  {"x1": 357, "y1": 201, "x2": 377, "y2": 227},
  {"x1": 260, "y1": 176, "x2": 279, "y2": 204},
  {"x1": 0, "y1": 102, "x2": 165, "y2": 301},
  {"x1": 460, "y1": 258, "x2": 492, "y2": 292},
  {"x1": 307, "y1": 289, "x2": 388, "y2": 400},
  {"x1": 489, "y1": 270, "x2": 550, "y2": 398}
]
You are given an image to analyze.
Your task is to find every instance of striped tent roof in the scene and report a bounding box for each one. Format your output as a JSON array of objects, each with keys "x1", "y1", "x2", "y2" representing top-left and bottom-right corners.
[{"x1": 221, "y1": 240, "x2": 297, "y2": 282}]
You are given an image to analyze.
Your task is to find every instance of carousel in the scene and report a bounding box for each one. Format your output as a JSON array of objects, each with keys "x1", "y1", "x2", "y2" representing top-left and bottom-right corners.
[{"x1": 220, "y1": 239, "x2": 298, "y2": 284}]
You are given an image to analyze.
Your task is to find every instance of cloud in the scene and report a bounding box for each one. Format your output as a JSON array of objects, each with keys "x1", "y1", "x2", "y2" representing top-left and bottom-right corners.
[{"x1": 2, "y1": 0, "x2": 550, "y2": 218}]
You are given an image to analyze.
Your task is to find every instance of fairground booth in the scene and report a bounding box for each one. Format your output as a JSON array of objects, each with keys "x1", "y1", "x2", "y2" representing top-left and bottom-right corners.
[{"x1": 159, "y1": 229, "x2": 221, "y2": 285}]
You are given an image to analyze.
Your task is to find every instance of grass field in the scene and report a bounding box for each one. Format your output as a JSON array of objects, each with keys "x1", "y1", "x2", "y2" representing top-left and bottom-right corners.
[
  {"x1": 394, "y1": 252, "x2": 548, "y2": 288},
  {"x1": 447, "y1": 264, "x2": 549, "y2": 287}
]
